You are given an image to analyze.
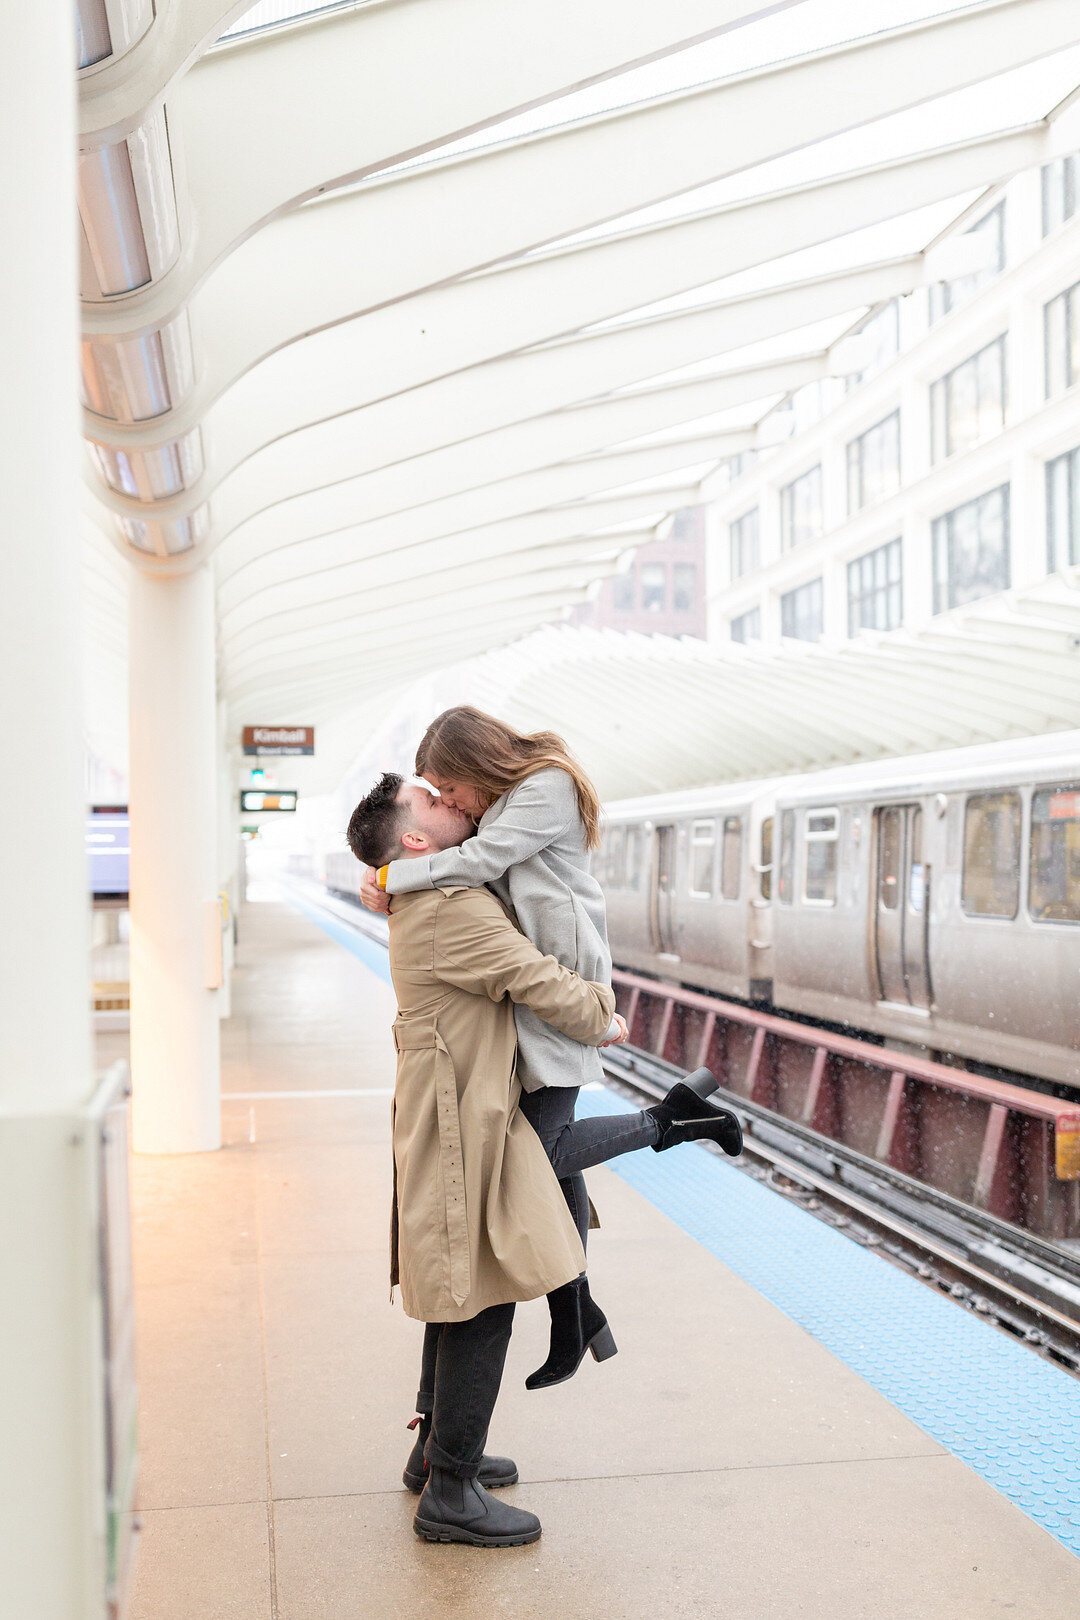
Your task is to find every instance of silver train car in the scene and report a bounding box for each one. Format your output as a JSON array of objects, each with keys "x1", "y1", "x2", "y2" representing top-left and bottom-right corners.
[{"x1": 600, "y1": 732, "x2": 1080, "y2": 1088}]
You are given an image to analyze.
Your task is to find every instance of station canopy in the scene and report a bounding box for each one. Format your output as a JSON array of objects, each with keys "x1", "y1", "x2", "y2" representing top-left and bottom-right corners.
[{"x1": 78, "y1": 0, "x2": 1080, "y2": 790}]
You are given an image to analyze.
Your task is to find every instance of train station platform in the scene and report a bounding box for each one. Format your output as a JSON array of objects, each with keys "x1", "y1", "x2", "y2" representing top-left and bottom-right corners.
[{"x1": 122, "y1": 897, "x2": 1080, "y2": 1620}]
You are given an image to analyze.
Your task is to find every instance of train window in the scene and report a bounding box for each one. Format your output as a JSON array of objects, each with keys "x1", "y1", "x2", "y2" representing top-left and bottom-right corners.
[
  {"x1": 760, "y1": 817, "x2": 773, "y2": 901},
  {"x1": 962, "y1": 792, "x2": 1021, "y2": 918},
  {"x1": 607, "y1": 826, "x2": 626, "y2": 888},
  {"x1": 689, "y1": 820, "x2": 716, "y2": 898},
  {"x1": 778, "y1": 810, "x2": 795, "y2": 904},
  {"x1": 721, "y1": 817, "x2": 742, "y2": 900},
  {"x1": 1030, "y1": 784, "x2": 1080, "y2": 922},
  {"x1": 803, "y1": 809, "x2": 839, "y2": 904},
  {"x1": 878, "y1": 807, "x2": 902, "y2": 910},
  {"x1": 625, "y1": 825, "x2": 642, "y2": 892}
]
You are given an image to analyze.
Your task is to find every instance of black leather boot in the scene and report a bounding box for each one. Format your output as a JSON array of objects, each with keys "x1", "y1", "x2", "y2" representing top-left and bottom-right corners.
[
  {"x1": 524, "y1": 1275, "x2": 617, "y2": 1391},
  {"x1": 414, "y1": 1466, "x2": 541, "y2": 1546},
  {"x1": 647, "y1": 1068, "x2": 743, "y2": 1157},
  {"x1": 402, "y1": 1414, "x2": 518, "y2": 1493}
]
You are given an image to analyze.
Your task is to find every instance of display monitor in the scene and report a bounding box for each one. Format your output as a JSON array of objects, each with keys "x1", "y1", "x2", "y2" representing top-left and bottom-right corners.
[{"x1": 87, "y1": 807, "x2": 130, "y2": 899}]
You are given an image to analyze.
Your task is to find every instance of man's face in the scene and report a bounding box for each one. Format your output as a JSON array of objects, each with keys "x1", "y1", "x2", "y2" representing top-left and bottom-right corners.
[{"x1": 396, "y1": 782, "x2": 473, "y2": 854}]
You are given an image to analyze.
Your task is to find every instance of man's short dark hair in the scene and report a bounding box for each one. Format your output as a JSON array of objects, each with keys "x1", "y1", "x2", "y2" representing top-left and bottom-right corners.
[{"x1": 346, "y1": 772, "x2": 406, "y2": 867}]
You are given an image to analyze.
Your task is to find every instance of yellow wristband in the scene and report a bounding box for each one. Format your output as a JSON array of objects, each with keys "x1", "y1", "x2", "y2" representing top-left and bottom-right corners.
[{"x1": 377, "y1": 864, "x2": 390, "y2": 890}]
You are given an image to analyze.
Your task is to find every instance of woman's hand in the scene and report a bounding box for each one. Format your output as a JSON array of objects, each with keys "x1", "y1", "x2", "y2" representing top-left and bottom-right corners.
[
  {"x1": 600, "y1": 1013, "x2": 629, "y2": 1047},
  {"x1": 359, "y1": 866, "x2": 392, "y2": 914}
]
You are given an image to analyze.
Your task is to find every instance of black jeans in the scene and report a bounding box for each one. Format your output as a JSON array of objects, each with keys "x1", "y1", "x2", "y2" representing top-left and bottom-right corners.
[
  {"x1": 417, "y1": 1303, "x2": 516, "y2": 1478},
  {"x1": 518, "y1": 1085, "x2": 660, "y2": 1248}
]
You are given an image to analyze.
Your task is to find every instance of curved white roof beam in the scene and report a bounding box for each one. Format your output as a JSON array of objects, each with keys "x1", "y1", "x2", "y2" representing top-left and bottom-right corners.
[
  {"x1": 212, "y1": 257, "x2": 920, "y2": 538},
  {"x1": 87, "y1": 0, "x2": 1075, "y2": 349},
  {"x1": 216, "y1": 433, "x2": 738, "y2": 606},
  {"x1": 218, "y1": 488, "x2": 700, "y2": 639},
  {"x1": 224, "y1": 532, "x2": 656, "y2": 673},
  {"x1": 141, "y1": 125, "x2": 1046, "y2": 530},
  {"x1": 211, "y1": 366, "x2": 784, "y2": 581}
]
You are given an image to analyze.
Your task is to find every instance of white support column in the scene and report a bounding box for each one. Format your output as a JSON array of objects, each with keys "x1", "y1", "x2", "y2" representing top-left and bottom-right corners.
[
  {"x1": 0, "y1": 6, "x2": 104, "y2": 1615},
  {"x1": 129, "y1": 567, "x2": 221, "y2": 1153}
]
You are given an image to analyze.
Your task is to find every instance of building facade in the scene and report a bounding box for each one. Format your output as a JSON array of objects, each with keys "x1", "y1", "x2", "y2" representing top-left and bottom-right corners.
[
  {"x1": 703, "y1": 158, "x2": 1080, "y2": 650},
  {"x1": 568, "y1": 504, "x2": 707, "y2": 638}
]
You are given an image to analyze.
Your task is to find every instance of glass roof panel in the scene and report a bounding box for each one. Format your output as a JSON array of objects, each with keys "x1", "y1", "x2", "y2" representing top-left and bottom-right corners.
[{"x1": 217, "y1": 1, "x2": 364, "y2": 43}]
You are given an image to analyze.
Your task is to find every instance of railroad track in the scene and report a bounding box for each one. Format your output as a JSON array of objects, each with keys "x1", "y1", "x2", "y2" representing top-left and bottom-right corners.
[{"x1": 601, "y1": 1042, "x2": 1080, "y2": 1380}]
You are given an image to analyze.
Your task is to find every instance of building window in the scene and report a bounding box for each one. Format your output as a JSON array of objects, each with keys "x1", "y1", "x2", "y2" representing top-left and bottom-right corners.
[
  {"x1": 843, "y1": 300, "x2": 900, "y2": 391},
  {"x1": 962, "y1": 791, "x2": 1021, "y2": 918},
  {"x1": 1045, "y1": 280, "x2": 1080, "y2": 397},
  {"x1": 612, "y1": 573, "x2": 635, "y2": 611},
  {"x1": 689, "y1": 820, "x2": 716, "y2": 898},
  {"x1": 931, "y1": 485, "x2": 1010, "y2": 613},
  {"x1": 930, "y1": 336, "x2": 1007, "y2": 462},
  {"x1": 672, "y1": 563, "x2": 696, "y2": 612},
  {"x1": 731, "y1": 607, "x2": 761, "y2": 644},
  {"x1": 846, "y1": 411, "x2": 901, "y2": 512},
  {"x1": 929, "y1": 201, "x2": 1006, "y2": 323},
  {"x1": 780, "y1": 465, "x2": 823, "y2": 552},
  {"x1": 803, "y1": 809, "x2": 839, "y2": 905},
  {"x1": 780, "y1": 578, "x2": 824, "y2": 642},
  {"x1": 625, "y1": 824, "x2": 643, "y2": 891},
  {"x1": 640, "y1": 564, "x2": 666, "y2": 612},
  {"x1": 729, "y1": 508, "x2": 760, "y2": 578},
  {"x1": 670, "y1": 506, "x2": 702, "y2": 541},
  {"x1": 1030, "y1": 785, "x2": 1080, "y2": 923},
  {"x1": 1047, "y1": 446, "x2": 1080, "y2": 571},
  {"x1": 847, "y1": 538, "x2": 902, "y2": 635},
  {"x1": 1042, "y1": 156, "x2": 1078, "y2": 237}
]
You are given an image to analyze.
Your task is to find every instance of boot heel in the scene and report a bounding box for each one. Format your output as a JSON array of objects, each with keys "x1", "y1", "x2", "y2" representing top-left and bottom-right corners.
[
  {"x1": 681, "y1": 1066, "x2": 719, "y2": 1102},
  {"x1": 588, "y1": 1324, "x2": 618, "y2": 1362}
]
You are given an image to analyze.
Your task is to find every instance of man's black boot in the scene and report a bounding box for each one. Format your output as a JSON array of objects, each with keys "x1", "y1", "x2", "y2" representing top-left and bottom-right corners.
[
  {"x1": 414, "y1": 1467, "x2": 541, "y2": 1546},
  {"x1": 647, "y1": 1069, "x2": 743, "y2": 1157},
  {"x1": 524, "y1": 1275, "x2": 617, "y2": 1391},
  {"x1": 403, "y1": 1415, "x2": 518, "y2": 1492}
]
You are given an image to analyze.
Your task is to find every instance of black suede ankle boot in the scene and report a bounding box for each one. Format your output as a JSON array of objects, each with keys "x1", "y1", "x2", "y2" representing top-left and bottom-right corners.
[
  {"x1": 524, "y1": 1276, "x2": 617, "y2": 1391},
  {"x1": 414, "y1": 1466, "x2": 541, "y2": 1546},
  {"x1": 402, "y1": 1414, "x2": 518, "y2": 1492},
  {"x1": 647, "y1": 1072, "x2": 743, "y2": 1157}
]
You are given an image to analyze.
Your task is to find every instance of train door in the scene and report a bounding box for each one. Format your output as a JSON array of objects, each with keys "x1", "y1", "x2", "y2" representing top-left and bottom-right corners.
[
  {"x1": 873, "y1": 804, "x2": 931, "y2": 1008},
  {"x1": 650, "y1": 823, "x2": 678, "y2": 956}
]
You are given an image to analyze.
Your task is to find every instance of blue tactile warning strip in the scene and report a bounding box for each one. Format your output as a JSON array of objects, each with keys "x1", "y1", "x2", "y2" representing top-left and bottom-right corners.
[
  {"x1": 281, "y1": 890, "x2": 1080, "y2": 1557},
  {"x1": 274, "y1": 884, "x2": 393, "y2": 985},
  {"x1": 576, "y1": 1083, "x2": 1080, "y2": 1559}
]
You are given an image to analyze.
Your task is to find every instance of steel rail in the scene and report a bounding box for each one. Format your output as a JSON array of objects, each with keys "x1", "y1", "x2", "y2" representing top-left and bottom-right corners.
[{"x1": 601, "y1": 1042, "x2": 1080, "y2": 1376}]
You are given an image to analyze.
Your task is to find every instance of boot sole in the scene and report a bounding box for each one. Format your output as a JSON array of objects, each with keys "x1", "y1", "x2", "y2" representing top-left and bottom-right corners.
[
  {"x1": 413, "y1": 1516, "x2": 541, "y2": 1546},
  {"x1": 404, "y1": 1467, "x2": 518, "y2": 1493}
]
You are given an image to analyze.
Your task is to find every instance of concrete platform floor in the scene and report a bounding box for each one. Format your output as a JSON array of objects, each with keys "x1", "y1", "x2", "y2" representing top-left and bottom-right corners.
[{"x1": 120, "y1": 899, "x2": 1080, "y2": 1619}]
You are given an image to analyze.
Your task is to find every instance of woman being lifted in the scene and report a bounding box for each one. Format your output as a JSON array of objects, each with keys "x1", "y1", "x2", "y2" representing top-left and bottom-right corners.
[{"x1": 361, "y1": 705, "x2": 742, "y2": 1388}]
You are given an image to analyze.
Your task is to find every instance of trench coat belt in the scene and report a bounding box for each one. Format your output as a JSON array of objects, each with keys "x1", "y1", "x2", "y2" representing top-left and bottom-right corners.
[{"x1": 393, "y1": 1016, "x2": 471, "y2": 1307}]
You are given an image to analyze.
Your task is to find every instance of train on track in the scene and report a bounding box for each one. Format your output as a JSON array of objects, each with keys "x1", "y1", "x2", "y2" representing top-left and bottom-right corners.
[
  {"x1": 600, "y1": 732, "x2": 1080, "y2": 1089},
  {"x1": 325, "y1": 731, "x2": 1080, "y2": 1089}
]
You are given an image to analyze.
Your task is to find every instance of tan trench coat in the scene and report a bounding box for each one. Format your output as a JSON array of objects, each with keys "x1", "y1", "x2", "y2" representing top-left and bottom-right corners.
[{"x1": 387, "y1": 885, "x2": 617, "y2": 1323}]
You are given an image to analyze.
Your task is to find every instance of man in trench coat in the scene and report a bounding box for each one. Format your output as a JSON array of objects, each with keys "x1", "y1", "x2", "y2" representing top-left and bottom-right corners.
[{"x1": 347, "y1": 773, "x2": 621, "y2": 1547}]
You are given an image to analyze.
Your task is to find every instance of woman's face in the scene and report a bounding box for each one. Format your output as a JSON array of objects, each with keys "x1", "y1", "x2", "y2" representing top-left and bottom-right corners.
[{"x1": 422, "y1": 774, "x2": 491, "y2": 819}]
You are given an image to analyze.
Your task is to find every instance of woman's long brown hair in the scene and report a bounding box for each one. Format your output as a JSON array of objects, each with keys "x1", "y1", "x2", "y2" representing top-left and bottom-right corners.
[{"x1": 414, "y1": 706, "x2": 601, "y2": 850}]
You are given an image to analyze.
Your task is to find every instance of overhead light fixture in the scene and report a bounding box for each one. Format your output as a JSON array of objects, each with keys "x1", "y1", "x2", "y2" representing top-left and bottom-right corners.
[
  {"x1": 77, "y1": 0, "x2": 154, "y2": 72},
  {"x1": 116, "y1": 505, "x2": 208, "y2": 557},
  {"x1": 78, "y1": 107, "x2": 178, "y2": 300},
  {"x1": 81, "y1": 314, "x2": 194, "y2": 422},
  {"x1": 89, "y1": 429, "x2": 203, "y2": 502}
]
